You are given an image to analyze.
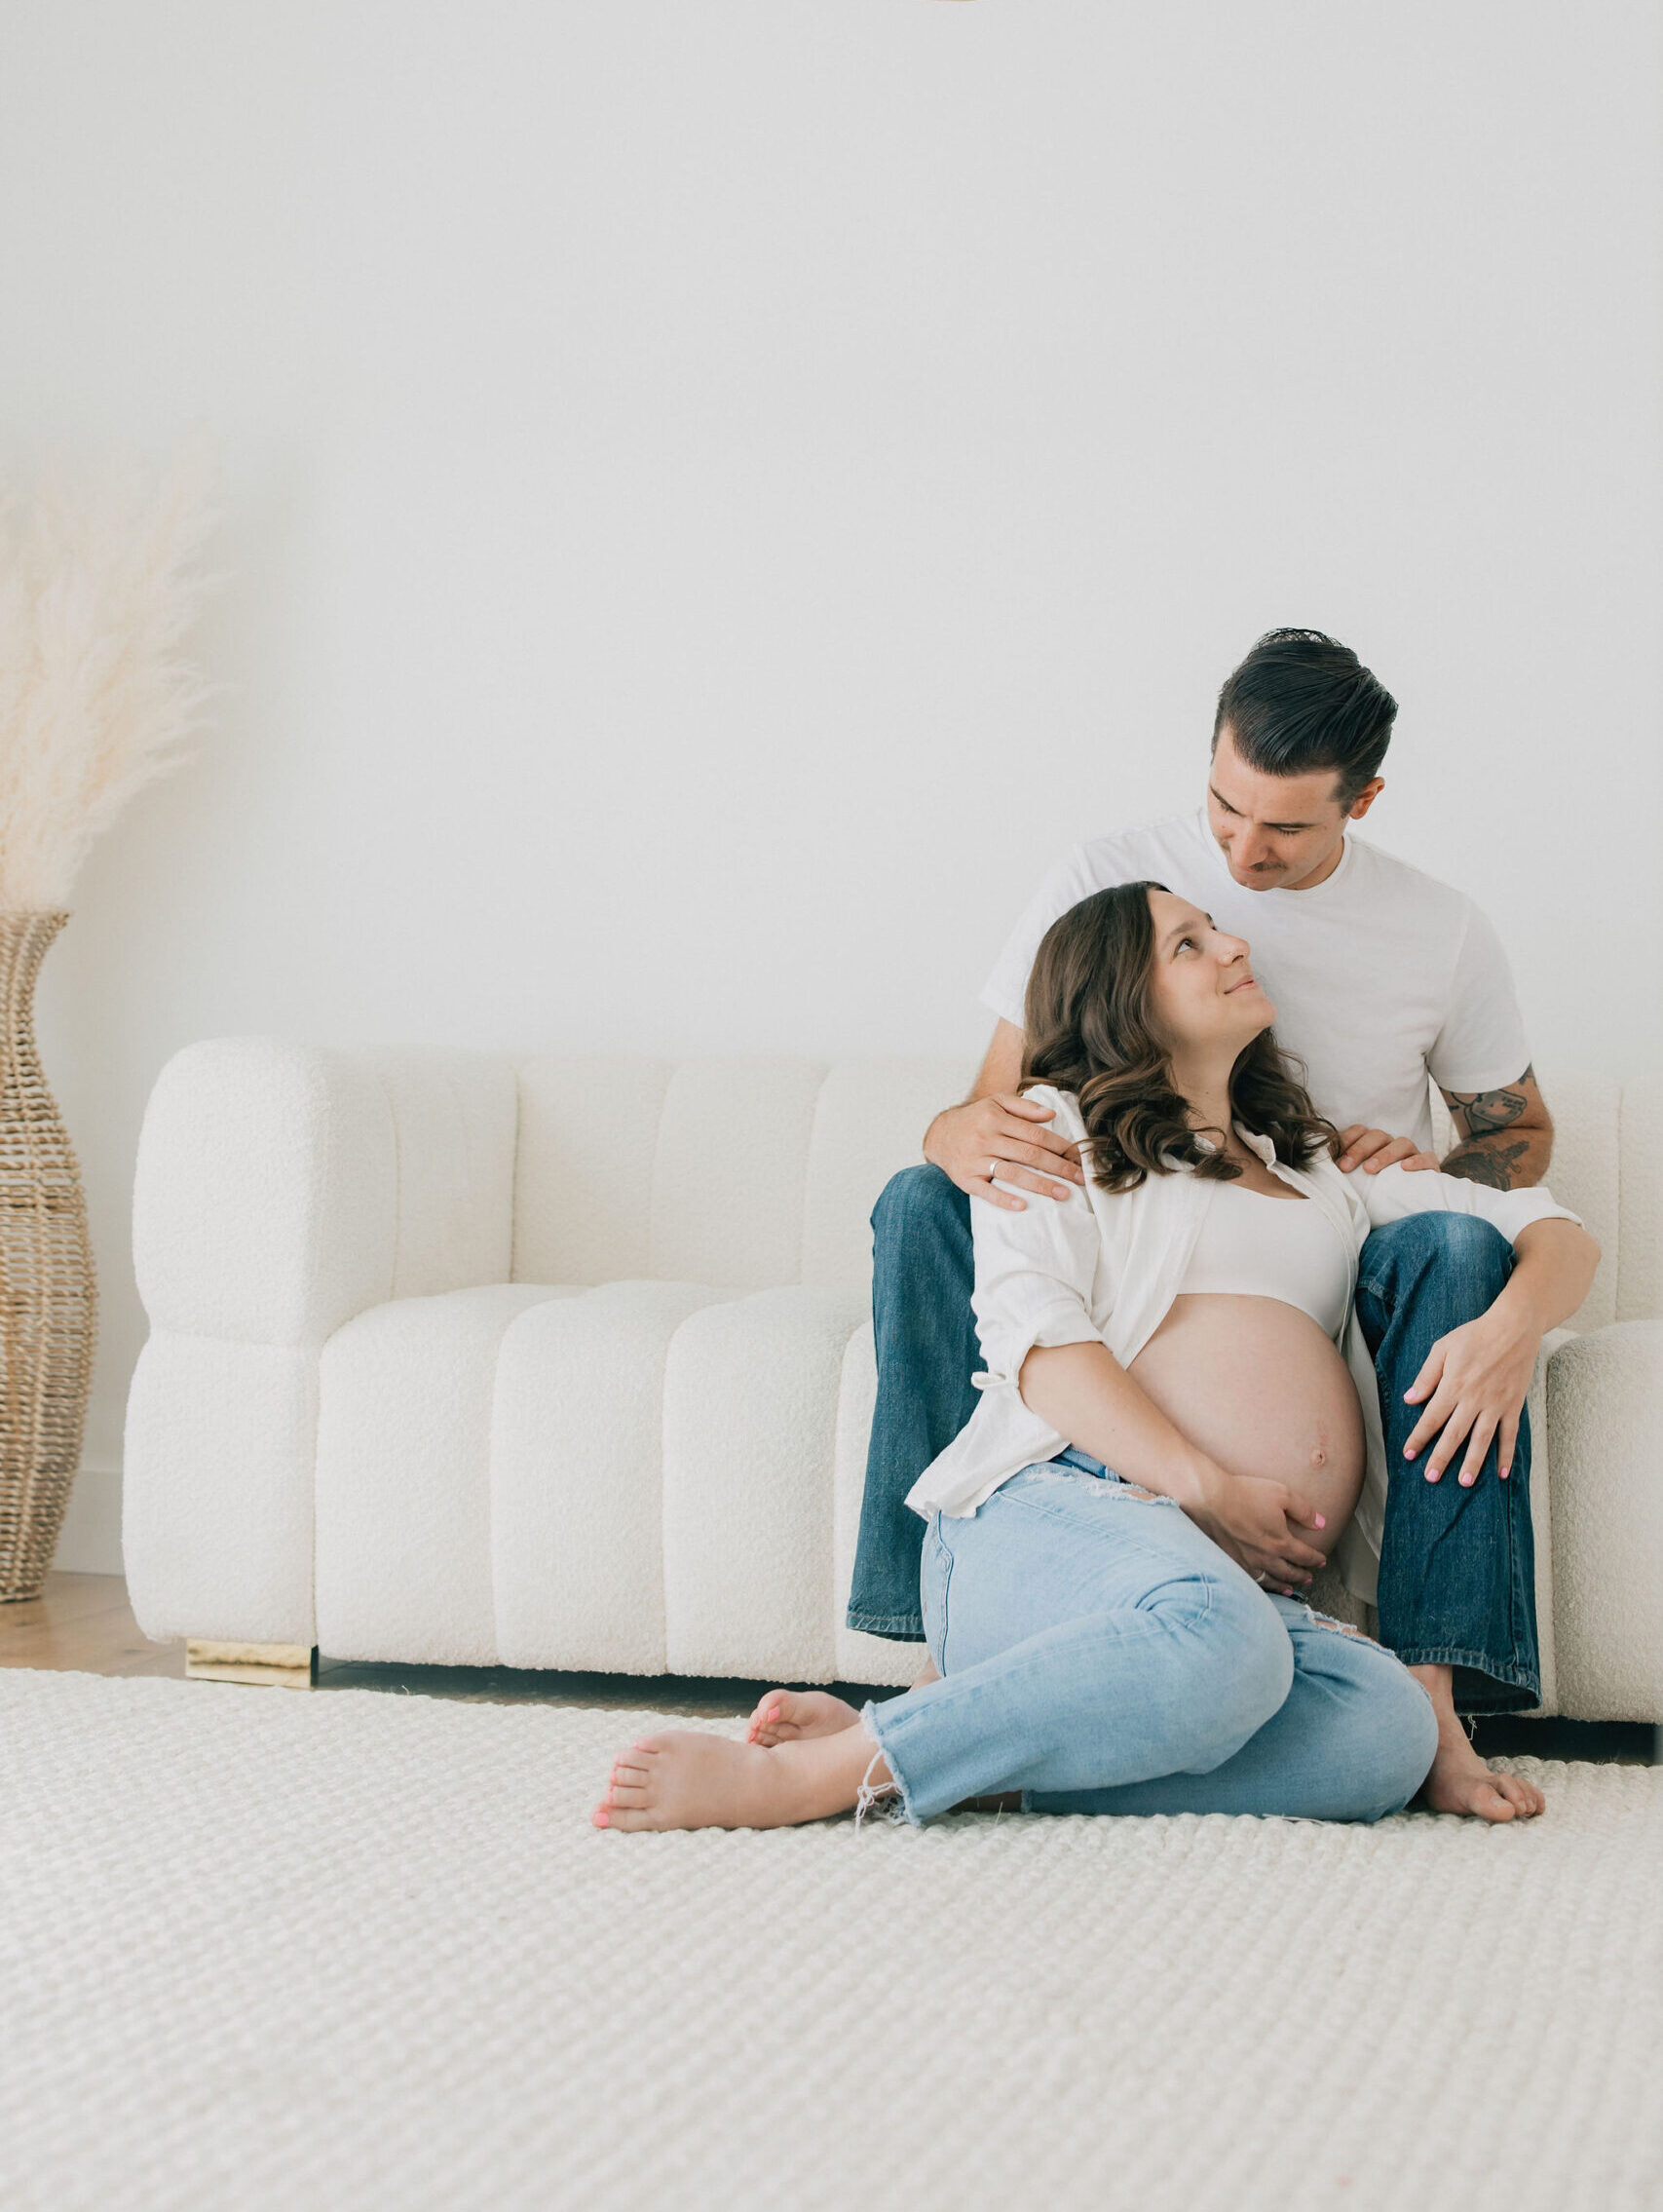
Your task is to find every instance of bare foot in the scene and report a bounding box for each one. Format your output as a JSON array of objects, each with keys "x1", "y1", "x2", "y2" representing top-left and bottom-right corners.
[
  {"x1": 593, "y1": 1726, "x2": 891, "y2": 1832},
  {"x1": 745, "y1": 1660, "x2": 938, "y2": 1745},
  {"x1": 745, "y1": 1689, "x2": 860, "y2": 1746},
  {"x1": 1420, "y1": 1730, "x2": 1543, "y2": 1821},
  {"x1": 1410, "y1": 1664, "x2": 1544, "y2": 1823}
]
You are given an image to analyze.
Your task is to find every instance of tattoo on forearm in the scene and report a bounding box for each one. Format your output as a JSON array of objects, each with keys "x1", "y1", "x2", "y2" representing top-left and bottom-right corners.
[
  {"x1": 1440, "y1": 1139, "x2": 1531, "y2": 1190},
  {"x1": 1442, "y1": 1066, "x2": 1533, "y2": 1140},
  {"x1": 1440, "y1": 1064, "x2": 1543, "y2": 1187}
]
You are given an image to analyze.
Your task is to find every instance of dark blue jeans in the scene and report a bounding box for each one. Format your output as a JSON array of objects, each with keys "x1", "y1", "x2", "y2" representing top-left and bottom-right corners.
[{"x1": 847, "y1": 1166, "x2": 1540, "y2": 1715}]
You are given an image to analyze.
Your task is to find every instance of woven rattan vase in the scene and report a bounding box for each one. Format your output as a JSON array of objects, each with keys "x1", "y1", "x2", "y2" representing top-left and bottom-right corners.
[{"x1": 0, "y1": 912, "x2": 96, "y2": 1600}]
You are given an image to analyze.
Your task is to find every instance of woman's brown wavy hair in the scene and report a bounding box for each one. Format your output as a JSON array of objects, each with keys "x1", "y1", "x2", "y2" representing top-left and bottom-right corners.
[{"x1": 1020, "y1": 881, "x2": 1342, "y2": 1194}]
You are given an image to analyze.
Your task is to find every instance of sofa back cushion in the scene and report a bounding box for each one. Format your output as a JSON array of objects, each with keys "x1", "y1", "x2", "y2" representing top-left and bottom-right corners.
[
  {"x1": 512, "y1": 1056, "x2": 672, "y2": 1285},
  {"x1": 510, "y1": 1054, "x2": 1644, "y2": 1319},
  {"x1": 799, "y1": 1059, "x2": 978, "y2": 1291},
  {"x1": 511, "y1": 1055, "x2": 974, "y2": 1290}
]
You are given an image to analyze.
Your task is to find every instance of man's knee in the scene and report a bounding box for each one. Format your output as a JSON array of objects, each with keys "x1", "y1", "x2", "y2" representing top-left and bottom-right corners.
[
  {"x1": 1361, "y1": 1209, "x2": 1512, "y2": 1297},
  {"x1": 871, "y1": 1163, "x2": 970, "y2": 1250}
]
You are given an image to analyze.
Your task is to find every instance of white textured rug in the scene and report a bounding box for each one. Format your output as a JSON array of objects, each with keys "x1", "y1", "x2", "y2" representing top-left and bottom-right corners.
[{"x1": 0, "y1": 1673, "x2": 1658, "y2": 2212}]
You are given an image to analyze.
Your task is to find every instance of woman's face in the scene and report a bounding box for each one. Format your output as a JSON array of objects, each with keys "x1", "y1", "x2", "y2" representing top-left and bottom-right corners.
[{"x1": 1143, "y1": 887, "x2": 1276, "y2": 1057}]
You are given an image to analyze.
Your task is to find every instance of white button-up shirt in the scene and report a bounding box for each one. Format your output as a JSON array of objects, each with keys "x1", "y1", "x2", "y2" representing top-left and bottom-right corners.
[{"x1": 904, "y1": 1085, "x2": 1581, "y2": 1603}]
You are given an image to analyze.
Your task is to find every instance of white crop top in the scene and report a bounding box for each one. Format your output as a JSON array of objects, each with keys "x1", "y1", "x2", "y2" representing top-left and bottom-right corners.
[{"x1": 1178, "y1": 1182, "x2": 1354, "y2": 1341}]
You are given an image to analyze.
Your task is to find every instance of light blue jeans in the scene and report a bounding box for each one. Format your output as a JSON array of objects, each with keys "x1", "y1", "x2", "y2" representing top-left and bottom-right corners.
[{"x1": 861, "y1": 1452, "x2": 1439, "y2": 1825}]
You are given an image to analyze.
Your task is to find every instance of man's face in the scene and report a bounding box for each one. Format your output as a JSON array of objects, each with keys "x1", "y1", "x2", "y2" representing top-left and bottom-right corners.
[{"x1": 1205, "y1": 724, "x2": 1380, "y2": 892}]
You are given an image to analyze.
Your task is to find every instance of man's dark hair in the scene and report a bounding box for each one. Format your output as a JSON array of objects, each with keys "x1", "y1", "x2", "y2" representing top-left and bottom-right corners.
[{"x1": 1212, "y1": 628, "x2": 1397, "y2": 807}]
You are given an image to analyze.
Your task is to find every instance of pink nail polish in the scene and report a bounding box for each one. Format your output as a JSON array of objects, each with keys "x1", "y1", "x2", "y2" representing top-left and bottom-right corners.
[
  {"x1": 593, "y1": 1810, "x2": 610, "y2": 1827},
  {"x1": 1314, "y1": 1514, "x2": 1326, "y2": 1529},
  {"x1": 1404, "y1": 1445, "x2": 1417, "y2": 1459},
  {"x1": 1499, "y1": 1467, "x2": 1510, "y2": 1479}
]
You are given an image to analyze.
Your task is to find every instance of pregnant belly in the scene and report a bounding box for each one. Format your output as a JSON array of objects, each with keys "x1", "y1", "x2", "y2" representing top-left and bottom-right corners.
[{"x1": 1128, "y1": 1294, "x2": 1366, "y2": 1541}]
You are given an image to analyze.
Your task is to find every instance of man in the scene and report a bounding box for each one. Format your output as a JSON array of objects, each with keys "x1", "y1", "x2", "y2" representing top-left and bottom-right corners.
[{"x1": 850, "y1": 628, "x2": 1555, "y2": 1821}]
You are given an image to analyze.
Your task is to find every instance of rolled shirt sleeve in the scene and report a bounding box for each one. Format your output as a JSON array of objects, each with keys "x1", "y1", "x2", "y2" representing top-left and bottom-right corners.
[
  {"x1": 1427, "y1": 902, "x2": 1533, "y2": 1098},
  {"x1": 1351, "y1": 1159, "x2": 1582, "y2": 1242},
  {"x1": 967, "y1": 1159, "x2": 1106, "y2": 1404}
]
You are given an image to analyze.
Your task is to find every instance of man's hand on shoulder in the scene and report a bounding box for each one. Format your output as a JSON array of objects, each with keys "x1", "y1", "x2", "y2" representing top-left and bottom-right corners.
[
  {"x1": 1337, "y1": 1125, "x2": 1440, "y2": 1175},
  {"x1": 925, "y1": 1093, "x2": 1084, "y2": 1209}
]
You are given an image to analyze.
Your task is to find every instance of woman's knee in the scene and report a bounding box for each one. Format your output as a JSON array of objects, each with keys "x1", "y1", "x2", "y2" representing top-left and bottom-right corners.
[
  {"x1": 1220, "y1": 1583, "x2": 1298, "y2": 1740},
  {"x1": 1153, "y1": 1577, "x2": 1295, "y2": 1769},
  {"x1": 1377, "y1": 1664, "x2": 1441, "y2": 1814},
  {"x1": 1320, "y1": 1637, "x2": 1440, "y2": 1819}
]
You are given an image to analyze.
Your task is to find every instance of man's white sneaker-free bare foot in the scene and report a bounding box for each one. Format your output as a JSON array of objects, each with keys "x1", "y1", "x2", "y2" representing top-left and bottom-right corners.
[
  {"x1": 1421, "y1": 1729, "x2": 1544, "y2": 1821},
  {"x1": 593, "y1": 1726, "x2": 891, "y2": 1832},
  {"x1": 744, "y1": 1689, "x2": 861, "y2": 1746},
  {"x1": 1410, "y1": 1664, "x2": 1544, "y2": 1822}
]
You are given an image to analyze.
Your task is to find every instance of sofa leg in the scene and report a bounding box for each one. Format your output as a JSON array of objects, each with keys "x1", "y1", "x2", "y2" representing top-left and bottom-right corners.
[{"x1": 185, "y1": 1640, "x2": 315, "y2": 1689}]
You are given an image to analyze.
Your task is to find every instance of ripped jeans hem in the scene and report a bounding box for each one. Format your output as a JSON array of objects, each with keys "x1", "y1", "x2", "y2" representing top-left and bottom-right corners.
[{"x1": 854, "y1": 1701, "x2": 915, "y2": 1829}]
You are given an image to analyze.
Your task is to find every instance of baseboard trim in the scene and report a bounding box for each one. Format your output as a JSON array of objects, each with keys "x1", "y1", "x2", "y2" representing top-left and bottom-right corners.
[{"x1": 52, "y1": 1463, "x2": 123, "y2": 1578}]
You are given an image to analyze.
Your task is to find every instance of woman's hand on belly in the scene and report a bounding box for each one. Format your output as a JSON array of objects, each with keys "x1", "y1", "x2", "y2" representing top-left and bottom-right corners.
[{"x1": 1187, "y1": 1468, "x2": 1330, "y2": 1591}]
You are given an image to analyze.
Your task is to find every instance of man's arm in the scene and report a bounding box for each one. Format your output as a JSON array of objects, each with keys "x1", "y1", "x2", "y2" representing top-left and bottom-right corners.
[
  {"x1": 922, "y1": 1018, "x2": 1085, "y2": 1209},
  {"x1": 964, "y1": 1017, "x2": 1024, "y2": 1105},
  {"x1": 1438, "y1": 1066, "x2": 1553, "y2": 1191}
]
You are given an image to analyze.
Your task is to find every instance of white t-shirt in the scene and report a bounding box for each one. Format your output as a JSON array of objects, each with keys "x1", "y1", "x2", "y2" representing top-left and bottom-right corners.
[{"x1": 980, "y1": 807, "x2": 1531, "y2": 1152}]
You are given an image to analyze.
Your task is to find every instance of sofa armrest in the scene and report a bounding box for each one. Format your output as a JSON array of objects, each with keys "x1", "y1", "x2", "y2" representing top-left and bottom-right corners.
[
  {"x1": 132, "y1": 1038, "x2": 519, "y2": 1345},
  {"x1": 123, "y1": 1039, "x2": 518, "y2": 1649},
  {"x1": 1545, "y1": 1318, "x2": 1663, "y2": 1723}
]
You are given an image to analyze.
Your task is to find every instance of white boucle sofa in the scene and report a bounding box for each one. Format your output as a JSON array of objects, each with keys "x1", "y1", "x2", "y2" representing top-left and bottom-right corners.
[{"x1": 122, "y1": 1044, "x2": 1663, "y2": 1718}]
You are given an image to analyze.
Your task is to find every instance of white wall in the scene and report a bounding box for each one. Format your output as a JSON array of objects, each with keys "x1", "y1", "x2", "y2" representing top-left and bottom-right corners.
[{"x1": 1, "y1": 1, "x2": 1658, "y2": 1574}]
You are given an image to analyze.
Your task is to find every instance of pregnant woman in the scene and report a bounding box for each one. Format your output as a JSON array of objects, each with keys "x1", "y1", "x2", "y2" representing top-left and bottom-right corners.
[{"x1": 592, "y1": 882, "x2": 1597, "y2": 1833}]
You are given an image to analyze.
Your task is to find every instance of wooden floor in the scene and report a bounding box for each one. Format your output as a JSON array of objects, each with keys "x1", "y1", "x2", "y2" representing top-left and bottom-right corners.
[
  {"x1": 4, "y1": 1573, "x2": 1655, "y2": 1762},
  {"x1": 0, "y1": 1572, "x2": 191, "y2": 1680}
]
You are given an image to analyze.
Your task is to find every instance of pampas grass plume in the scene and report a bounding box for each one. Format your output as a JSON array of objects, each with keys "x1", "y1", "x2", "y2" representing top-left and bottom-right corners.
[{"x1": 0, "y1": 436, "x2": 225, "y2": 910}]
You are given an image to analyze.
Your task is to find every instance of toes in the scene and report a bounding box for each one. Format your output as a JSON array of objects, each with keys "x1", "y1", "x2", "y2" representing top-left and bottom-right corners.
[
  {"x1": 600, "y1": 1750, "x2": 657, "y2": 1811},
  {"x1": 746, "y1": 1695, "x2": 794, "y2": 1746},
  {"x1": 592, "y1": 1790, "x2": 659, "y2": 1830},
  {"x1": 1495, "y1": 1773, "x2": 1543, "y2": 1818},
  {"x1": 1472, "y1": 1780, "x2": 1517, "y2": 1822}
]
